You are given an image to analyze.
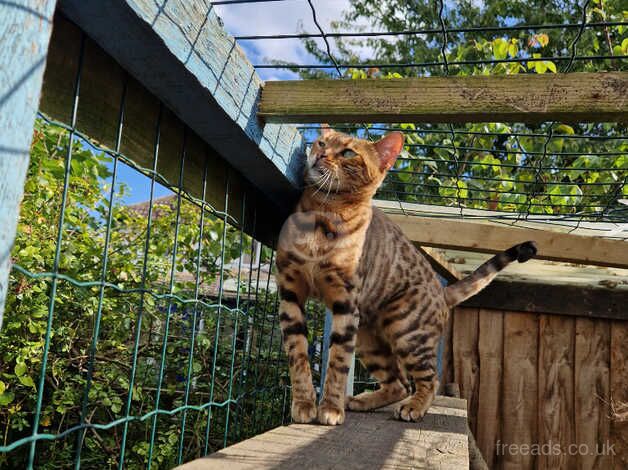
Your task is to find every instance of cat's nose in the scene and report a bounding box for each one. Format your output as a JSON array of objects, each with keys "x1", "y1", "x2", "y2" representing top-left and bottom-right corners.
[{"x1": 315, "y1": 152, "x2": 327, "y2": 162}]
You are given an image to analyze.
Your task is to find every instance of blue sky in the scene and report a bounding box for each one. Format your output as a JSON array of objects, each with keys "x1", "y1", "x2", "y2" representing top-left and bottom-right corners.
[{"x1": 214, "y1": 0, "x2": 355, "y2": 81}]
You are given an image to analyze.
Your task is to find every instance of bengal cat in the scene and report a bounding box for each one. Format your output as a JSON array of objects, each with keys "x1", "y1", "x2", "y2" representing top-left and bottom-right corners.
[{"x1": 276, "y1": 125, "x2": 537, "y2": 425}]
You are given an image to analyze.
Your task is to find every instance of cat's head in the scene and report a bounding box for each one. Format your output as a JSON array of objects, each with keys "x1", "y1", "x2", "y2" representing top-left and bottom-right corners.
[{"x1": 304, "y1": 125, "x2": 404, "y2": 197}]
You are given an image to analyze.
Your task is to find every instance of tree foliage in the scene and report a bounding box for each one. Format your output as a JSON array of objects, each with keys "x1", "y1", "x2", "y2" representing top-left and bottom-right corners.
[
  {"x1": 0, "y1": 121, "x2": 293, "y2": 469},
  {"x1": 298, "y1": 0, "x2": 627, "y2": 217}
]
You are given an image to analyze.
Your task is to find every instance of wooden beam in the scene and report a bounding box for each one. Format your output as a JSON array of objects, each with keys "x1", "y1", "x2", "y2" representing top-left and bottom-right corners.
[
  {"x1": 388, "y1": 214, "x2": 628, "y2": 269},
  {"x1": 259, "y1": 73, "x2": 628, "y2": 123},
  {"x1": 417, "y1": 246, "x2": 462, "y2": 283},
  {"x1": 58, "y1": 0, "x2": 304, "y2": 212},
  {"x1": 0, "y1": 0, "x2": 58, "y2": 327},
  {"x1": 374, "y1": 199, "x2": 623, "y2": 236},
  {"x1": 461, "y1": 280, "x2": 627, "y2": 320}
]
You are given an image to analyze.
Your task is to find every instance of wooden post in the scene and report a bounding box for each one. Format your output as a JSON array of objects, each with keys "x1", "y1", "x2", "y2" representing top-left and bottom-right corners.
[{"x1": 0, "y1": 1, "x2": 58, "y2": 329}]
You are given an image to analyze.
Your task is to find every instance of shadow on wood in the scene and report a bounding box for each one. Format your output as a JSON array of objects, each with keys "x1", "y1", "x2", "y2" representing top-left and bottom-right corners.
[{"x1": 176, "y1": 396, "x2": 468, "y2": 469}]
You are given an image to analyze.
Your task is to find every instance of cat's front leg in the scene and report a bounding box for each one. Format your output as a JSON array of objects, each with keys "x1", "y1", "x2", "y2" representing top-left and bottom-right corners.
[
  {"x1": 317, "y1": 270, "x2": 359, "y2": 425},
  {"x1": 277, "y1": 275, "x2": 316, "y2": 424}
]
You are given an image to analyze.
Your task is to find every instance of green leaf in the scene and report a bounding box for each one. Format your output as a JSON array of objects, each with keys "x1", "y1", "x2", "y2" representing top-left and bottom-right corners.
[
  {"x1": 18, "y1": 375, "x2": 36, "y2": 388},
  {"x1": 555, "y1": 124, "x2": 575, "y2": 135},
  {"x1": 0, "y1": 391, "x2": 15, "y2": 406},
  {"x1": 0, "y1": 380, "x2": 5, "y2": 395},
  {"x1": 492, "y1": 38, "x2": 509, "y2": 60},
  {"x1": 14, "y1": 362, "x2": 27, "y2": 377}
]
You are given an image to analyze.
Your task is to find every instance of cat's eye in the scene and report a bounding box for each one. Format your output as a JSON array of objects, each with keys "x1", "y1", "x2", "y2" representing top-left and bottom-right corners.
[
  {"x1": 318, "y1": 140, "x2": 325, "y2": 148},
  {"x1": 341, "y1": 149, "x2": 357, "y2": 158}
]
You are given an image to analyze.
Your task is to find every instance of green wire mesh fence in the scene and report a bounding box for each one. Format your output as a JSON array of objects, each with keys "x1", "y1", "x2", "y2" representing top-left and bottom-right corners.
[{"x1": 0, "y1": 24, "x2": 331, "y2": 470}]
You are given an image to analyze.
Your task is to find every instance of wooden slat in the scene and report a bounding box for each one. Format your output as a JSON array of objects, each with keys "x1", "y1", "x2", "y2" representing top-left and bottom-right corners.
[
  {"x1": 374, "y1": 199, "x2": 623, "y2": 236},
  {"x1": 389, "y1": 214, "x2": 628, "y2": 269},
  {"x1": 439, "y1": 308, "x2": 455, "y2": 391},
  {"x1": 476, "y1": 309, "x2": 504, "y2": 469},
  {"x1": 461, "y1": 280, "x2": 627, "y2": 321},
  {"x1": 574, "y1": 318, "x2": 611, "y2": 470},
  {"x1": 502, "y1": 312, "x2": 538, "y2": 470},
  {"x1": 260, "y1": 73, "x2": 628, "y2": 123},
  {"x1": 610, "y1": 322, "x2": 628, "y2": 470},
  {"x1": 176, "y1": 397, "x2": 469, "y2": 470},
  {"x1": 538, "y1": 315, "x2": 576, "y2": 470},
  {"x1": 453, "y1": 307, "x2": 480, "y2": 437}
]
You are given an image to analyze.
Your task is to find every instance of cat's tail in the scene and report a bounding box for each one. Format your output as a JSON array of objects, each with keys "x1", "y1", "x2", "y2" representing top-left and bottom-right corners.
[{"x1": 444, "y1": 241, "x2": 537, "y2": 308}]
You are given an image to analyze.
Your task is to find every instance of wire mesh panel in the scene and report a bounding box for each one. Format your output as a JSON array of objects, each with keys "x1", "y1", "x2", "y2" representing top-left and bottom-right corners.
[
  {"x1": 0, "y1": 15, "x2": 325, "y2": 470},
  {"x1": 216, "y1": 0, "x2": 628, "y2": 234}
]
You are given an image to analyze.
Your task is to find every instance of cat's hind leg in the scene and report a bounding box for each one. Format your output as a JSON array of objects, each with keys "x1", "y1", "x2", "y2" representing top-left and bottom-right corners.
[
  {"x1": 381, "y1": 292, "x2": 444, "y2": 422},
  {"x1": 392, "y1": 354, "x2": 439, "y2": 422},
  {"x1": 346, "y1": 327, "x2": 410, "y2": 411}
]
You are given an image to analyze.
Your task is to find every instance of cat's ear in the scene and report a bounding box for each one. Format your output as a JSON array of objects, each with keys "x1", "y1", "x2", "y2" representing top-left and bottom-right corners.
[
  {"x1": 320, "y1": 123, "x2": 333, "y2": 137},
  {"x1": 375, "y1": 132, "x2": 404, "y2": 170}
]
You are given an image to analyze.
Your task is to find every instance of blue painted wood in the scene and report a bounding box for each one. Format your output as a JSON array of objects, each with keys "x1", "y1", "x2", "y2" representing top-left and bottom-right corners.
[
  {"x1": 58, "y1": 0, "x2": 305, "y2": 211},
  {"x1": 0, "y1": 0, "x2": 58, "y2": 328},
  {"x1": 319, "y1": 308, "x2": 332, "y2": 398}
]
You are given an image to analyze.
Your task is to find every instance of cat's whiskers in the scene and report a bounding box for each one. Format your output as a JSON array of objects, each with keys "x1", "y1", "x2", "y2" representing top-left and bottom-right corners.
[
  {"x1": 312, "y1": 168, "x2": 332, "y2": 198},
  {"x1": 323, "y1": 169, "x2": 339, "y2": 203}
]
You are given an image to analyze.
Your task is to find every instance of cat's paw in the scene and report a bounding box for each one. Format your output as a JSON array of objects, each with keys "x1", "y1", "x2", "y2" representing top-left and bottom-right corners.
[
  {"x1": 318, "y1": 401, "x2": 345, "y2": 425},
  {"x1": 291, "y1": 399, "x2": 317, "y2": 423},
  {"x1": 345, "y1": 395, "x2": 367, "y2": 411},
  {"x1": 392, "y1": 396, "x2": 430, "y2": 422}
]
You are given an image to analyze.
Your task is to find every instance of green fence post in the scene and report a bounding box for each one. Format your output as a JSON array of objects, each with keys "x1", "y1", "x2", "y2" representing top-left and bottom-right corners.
[{"x1": 0, "y1": 1, "x2": 58, "y2": 329}]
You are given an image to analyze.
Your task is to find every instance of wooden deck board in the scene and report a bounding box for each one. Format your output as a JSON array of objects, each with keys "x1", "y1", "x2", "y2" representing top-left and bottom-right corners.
[{"x1": 176, "y1": 396, "x2": 468, "y2": 470}]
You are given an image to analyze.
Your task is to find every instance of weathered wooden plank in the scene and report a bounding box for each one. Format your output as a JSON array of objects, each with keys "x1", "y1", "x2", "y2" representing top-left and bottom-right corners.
[
  {"x1": 439, "y1": 308, "x2": 455, "y2": 391},
  {"x1": 453, "y1": 307, "x2": 480, "y2": 437},
  {"x1": 389, "y1": 214, "x2": 628, "y2": 269},
  {"x1": 461, "y1": 280, "x2": 627, "y2": 321},
  {"x1": 502, "y1": 312, "x2": 538, "y2": 470},
  {"x1": 610, "y1": 321, "x2": 628, "y2": 470},
  {"x1": 0, "y1": 0, "x2": 58, "y2": 326},
  {"x1": 176, "y1": 396, "x2": 469, "y2": 470},
  {"x1": 574, "y1": 318, "x2": 611, "y2": 470},
  {"x1": 374, "y1": 199, "x2": 623, "y2": 237},
  {"x1": 260, "y1": 73, "x2": 628, "y2": 123},
  {"x1": 476, "y1": 309, "x2": 504, "y2": 469},
  {"x1": 57, "y1": 0, "x2": 304, "y2": 213},
  {"x1": 538, "y1": 315, "x2": 576, "y2": 470}
]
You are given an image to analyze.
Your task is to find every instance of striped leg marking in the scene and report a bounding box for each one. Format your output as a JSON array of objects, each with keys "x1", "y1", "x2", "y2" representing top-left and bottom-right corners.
[
  {"x1": 318, "y1": 276, "x2": 359, "y2": 425},
  {"x1": 278, "y1": 289, "x2": 316, "y2": 423}
]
